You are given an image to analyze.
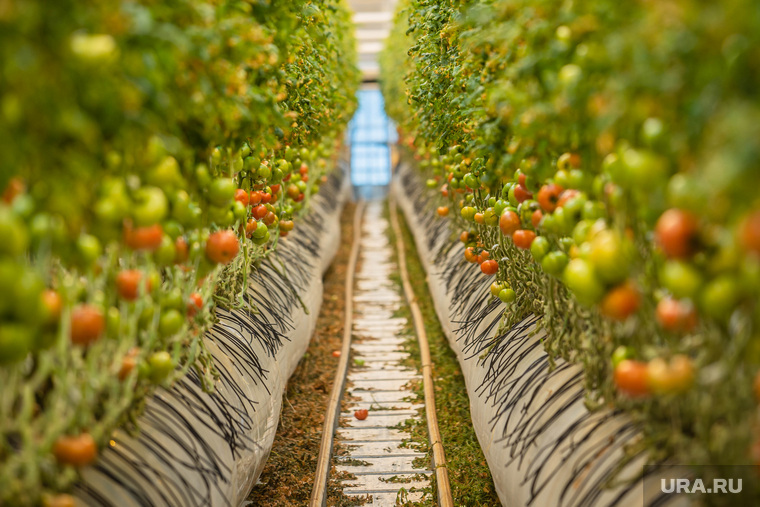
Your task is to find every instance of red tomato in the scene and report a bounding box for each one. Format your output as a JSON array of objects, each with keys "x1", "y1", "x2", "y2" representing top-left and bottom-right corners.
[
  {"x1": 187, "y1": 292, "x2": 203, "y2": 318},
  {"x1": 250, "y1": 191, "x2": 262, "y2": 205},
  {"x1": 206, "y1": 230, "x2": 239, "y2": 264},
  {"x1": 332, "y1": 350, "x2": 341, "y2": 358},
  {"x1": 513, "y1": 184, "x2": 533, "y2": 203},
  {"x1": 537, "y1": 183, "x2": 564, "y2": 212},
  {"x1": 116, "y1": 270, "x2": 151, "y2": 301},
  {"x1": 234, "y1": 189, "x2": 249, "y2": 207},
  {"x1": 354, "y1": 408, "x2": 369, "y2": 420},
  {"x1": 480, "y1": 259, "x2": 499, "y2": 275},
  {"x1": 477, "y1": 250, "x2": 490, "y2": 263},
  {"x1": 70, "y1": 305, "x2": 105, "y2": 346},
  {"x1": 499, "y1": 210, "x2": 521, "y2": 236},
  {"x1": 53, "y1": 433, "x2": 97, "y2": 467},
  {"x1": 252, "y1": 204, "x2": 268, "y2": 220},
  {"x1": 655, "y1": 208, "x2": 699, "y2": 258},
  {"x1": 614, "y1": 360, "x2": 650, "y2": 397},
  {"x1": 124, "y1": 223, "x2": 163, "y2": 251},
  {"x1": 512, "y1": 229, "x2": 536, "y2": 249},
  {"x1": 600, "y1": 282, "x2": 640, "y2": 321}
]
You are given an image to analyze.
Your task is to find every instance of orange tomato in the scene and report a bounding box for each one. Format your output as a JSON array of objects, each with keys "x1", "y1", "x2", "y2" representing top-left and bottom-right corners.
[
  {"x1": 512, "y1": 229, "x2": 536, "y2": 249},
  {"x1": 234, "y1": 189, "x2": 250, "y2": 207},
  {"x1": 116, "y1": 270, "x2": 151, "y2": 301},
  {"x1": 436, "y1": 206, "x2": 449, "y2": 217},
  {"x1": 655, "y1": 297, "x2": 697, "y2": 333},
  {"x1": 70, "y1": 305, "x2": 105, "y2": 346},
  {"x1": 53, "y1": 433, "x2": 97, "y2": 467},
  {"x1": 499, "y1": 210, "x2": 521, "y2": 236},
  {"x1": 614, "y1": 359, "x2": 650, "y2": 397},
  {"x1": 600, "y1": 282, "x2": 640, "y2": 321},
  {"x1": 480, "y1": 259, "x2": 499, "y2": 275}
]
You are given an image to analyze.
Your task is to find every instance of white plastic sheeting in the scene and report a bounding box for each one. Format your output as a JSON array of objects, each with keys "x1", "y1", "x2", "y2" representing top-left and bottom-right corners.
[
  {"x1": 74, "y1": 169, "x2": 349, "y2": 506},
  {"x1": 392, "y1": 162, "x2": 682, "y2": 507}
]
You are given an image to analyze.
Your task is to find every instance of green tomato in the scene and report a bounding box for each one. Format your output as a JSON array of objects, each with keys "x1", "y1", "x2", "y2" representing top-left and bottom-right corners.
[
  {"x1": 426, "y1": 179, "x2": 437, "y2": 189},
  {"x1": 154, "y1": 235, "x2": 176, "y2": 266},
  {"x1": 0, "y1": 323, "x2": 32, "y2": 365},
  {"x1": 253, "y1": 231, "x2": 270, "y2": 245},
  {"x1": 582, "y1": 201, "x2": 606, "y2": 220},
  {"x1": 563, "y1": 258, "x2": 605, "y2": 306},
  {"x1": 699, "y1": 275, "x2": 741, "y2": 321},
  {"x1": 498, "y1": 288, "x2": 517, "y2": 304},
  {"x1": 257, "y1": 164, "x2": 272, "y2": 180},
  {"x1": 158, "y1": 309, "x2": 184, "y2": 337},
  {"x1": 611, "y1": 346, "x2": 634, "y2": 368},
  {"x1": 76, "y1": 234, "x2": 102, "y2": 266},
  {"x1": 660, "y1": 260, "x2": 703, "y2": 299},
  {"x1": 12, "y1": 269, "x2": 44, "y2": 325},
  {"x1": 530, "y1": 236, "x2": 551, "y2": 261},
  {"x1": 463, "y1": 173, "x2": 478, "y2": 189},
  {"x1": 253, "y1": 223, "x2": 269, "y2": 239},
  {"x1": 0, "y1": 207, "x2": 29, "y2": 257},
  {"x1": 106, "y1": 306, "x2": 121, "y2": 336},
  {"x1": 541, "y1": 251, "x2": 569, "y2": 277},
  {"x1": 163, "y1": 220, "x2": 183, "y2": 240},
  {"x1": 508, "y1": 185, "x2": 519, "y2": 207},
  {"x1": 147, "y1": 351, "x2": 174, "y2": 383},
  {"x1": 133, "y1": 187, "x2": 168, "y2": 226},
  {"x1": 161, "y1": 288, "x2": 184, "y2": 311},
  {"x1": 208, "y1": 178, "x2": 236, "y2": 207},
  {"x1": 232, "y1": 201, "x2": 247, "y2": 222},
  {"x1": 588, "y1": 230, "x2": 632, "y2": 285},
  {"x1": 494, "y1": 199, "x2": 508, "y2": 216}
]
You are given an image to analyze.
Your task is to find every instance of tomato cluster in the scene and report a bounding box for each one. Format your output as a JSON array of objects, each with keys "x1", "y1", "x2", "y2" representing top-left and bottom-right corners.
[
  {"x1": 0, "y1": 0, "x2": 358, "y2": 503},
  {"x1": 383, "y1": 0, "x2": 760, "y2": 480}
]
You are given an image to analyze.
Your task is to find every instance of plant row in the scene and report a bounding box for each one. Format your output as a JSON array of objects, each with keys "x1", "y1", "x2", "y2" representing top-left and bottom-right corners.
[
  {"x1": 0, "y1": 1, "x2": 359, "y2": 504},
  {"x1": 381, "y1": 0, "x2": 760, "y2": 487}
]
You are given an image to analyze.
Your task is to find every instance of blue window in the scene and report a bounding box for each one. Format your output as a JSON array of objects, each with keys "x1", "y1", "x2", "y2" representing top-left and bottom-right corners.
[{"x1": 348, "y1": 89, "x2": 396, "y2": 188}]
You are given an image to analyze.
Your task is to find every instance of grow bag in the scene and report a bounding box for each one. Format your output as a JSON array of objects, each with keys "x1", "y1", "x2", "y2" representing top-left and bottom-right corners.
[
  {"x1": 73, "y1": 167, "x2": 349, "y2": 506},
  {"x1": 392, "y1": 162, "x2": 680, "y2": 507}
]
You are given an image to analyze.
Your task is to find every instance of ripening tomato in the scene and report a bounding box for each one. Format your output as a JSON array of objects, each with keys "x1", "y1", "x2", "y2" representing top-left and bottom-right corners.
[
  {"x1": 175, "y1": 236, "x2": 189, "y2": 264},
  {"x1": 354, "y1": 409, "x2": 369, "y2": 420},
  {"x1": 206, "y1": 230, "x2": 239, "y2": 264},
  {"x1": 614, "y1": 360, "x2": 650, "y2": 397},
  {"x1": 740, "y1": 210, "x2": 760, "y2": 255},
  {"x1": 41, "y1": 289, "x2": 62, "y2": 324},
  {"x1": 647, "y1": 355, "x2": 694, "y2": 394},
  {"x1": 53, "y1": 433, "x2": 97, "y2": 467},
  {"x1": 600, "y1": 282, "x2": 640, "y2": 321},
  {"x1": 512, "y1": 230, "x2": 536, "y2": 249},
  {"x1": 477, "y1": 250, "x2": 490, "y2": 263},
  {"x1": 70, "y1": 304, "x2": 105, "y2": 346},
  {"x1": 655, "y1": 298, "x2": 697, "y2": 333},
  {"x1": 499, "y1": 210, "x2": 521, "y2": 236},
  {"x1": 537, "y1": 183, "x2": 564, "y2": 212},
  {"x1": 480, "y1": 259, "x2": 499, "y2": 275},
  {"x1": 588, "y1": 230, "x2": 632, "y2": 284},
  {"x1": 655, "y1": 209, "x2": 699, "y2": 259}
]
